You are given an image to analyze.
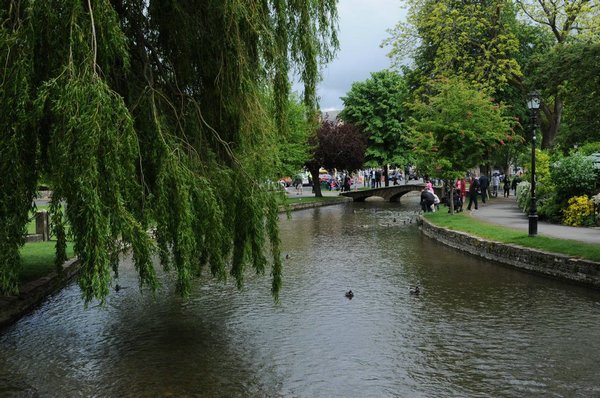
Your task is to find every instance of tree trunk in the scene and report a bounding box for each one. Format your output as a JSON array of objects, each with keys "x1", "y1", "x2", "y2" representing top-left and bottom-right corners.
[
  {"x1": 384, "y1": 164, "x2": 389, "y2": 187},
  {"x1": 449, "y1": 181, "x2": 455, "y2": 215},
  {"x1": 541, "y1": 98, "x2": 562, "y2": 149},
  {"x1": 309, "y1": 167, "x2": 322, "y2": 197}
]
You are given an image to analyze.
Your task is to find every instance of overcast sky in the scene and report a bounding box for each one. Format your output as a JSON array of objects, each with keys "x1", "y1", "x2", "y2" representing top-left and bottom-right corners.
[{"x1": 308, "y1": 0, "x2": 407, "y2": 111}]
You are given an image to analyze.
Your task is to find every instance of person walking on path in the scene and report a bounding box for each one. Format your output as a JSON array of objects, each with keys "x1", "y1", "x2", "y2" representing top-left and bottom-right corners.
[
  {"x1": 511, "y1": 174, "x2": 521, "y2": 196},
  {"x1": 491, "y1": 173, "x2": 500, "y2": 197},
  {"x1": 457, "y1": 177, "x2": 467, "y2": 203},
  {"x1": 503, "y1": 175, "x2": 511, "y2": 197},
  {"x1": 479, "y1": 174, "x2": 489, "y2": 204},
  {"x1": 467, "y1": 175, "x2": 480, "y2": 211}
]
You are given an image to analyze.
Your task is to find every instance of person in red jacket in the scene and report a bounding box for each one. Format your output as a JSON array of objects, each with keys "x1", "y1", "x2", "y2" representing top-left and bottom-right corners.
[{"x1": 467, "y1": 175, "x2": 480, "y2": 211}]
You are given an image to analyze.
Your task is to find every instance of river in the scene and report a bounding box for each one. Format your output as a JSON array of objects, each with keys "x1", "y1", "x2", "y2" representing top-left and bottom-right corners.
[{"x1": 1, "y1": 200, "x2": 599, "y2": 397}]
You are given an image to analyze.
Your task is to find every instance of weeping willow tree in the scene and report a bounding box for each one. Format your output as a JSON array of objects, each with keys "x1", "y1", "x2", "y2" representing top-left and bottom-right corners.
[{"x1": 0, "y1": 0, "x2": 338, "y2": 303}]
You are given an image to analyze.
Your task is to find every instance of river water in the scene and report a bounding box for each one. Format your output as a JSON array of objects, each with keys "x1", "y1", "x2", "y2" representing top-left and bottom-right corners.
[{"x1": 1, "y1": 200, "x2": 600, "y2": 397}]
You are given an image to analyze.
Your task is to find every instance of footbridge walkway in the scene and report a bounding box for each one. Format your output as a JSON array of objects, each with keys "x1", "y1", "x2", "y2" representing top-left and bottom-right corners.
[{"x1": 340, "y1": 184, "x2": 443, "y2": 202}]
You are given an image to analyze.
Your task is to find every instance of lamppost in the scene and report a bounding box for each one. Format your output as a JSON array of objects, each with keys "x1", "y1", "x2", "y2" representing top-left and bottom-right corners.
[{"x1": 527, "y1": 91, "x2": 541, "y2": 236}]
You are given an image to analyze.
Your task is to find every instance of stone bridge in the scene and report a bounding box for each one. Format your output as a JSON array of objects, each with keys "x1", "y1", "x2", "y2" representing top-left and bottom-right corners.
[{"x1": 340, "y1": 184, "x2": 443, "y2": 202}]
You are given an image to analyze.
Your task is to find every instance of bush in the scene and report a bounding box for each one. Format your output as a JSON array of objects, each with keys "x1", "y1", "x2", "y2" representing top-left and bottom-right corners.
[
  {"x1": 538, "y1": 193, "x2": 563, "y2": 222},
  {"x1": 516, "y1": 181, "x2": 531, "y2": 212},
  {"x1": 551, "y1": 153, "x2": 597, "y2": 205},
  {"x1": 563, "y1": 195, "x2": 595, "y2": 226},
  {"x1": 577, "y1": 142, "x2": 600, "y2": 156}
]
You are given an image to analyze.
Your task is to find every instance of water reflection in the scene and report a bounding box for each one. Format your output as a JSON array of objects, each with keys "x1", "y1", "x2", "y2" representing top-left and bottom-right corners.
[{"x1": 1, "y1": 201, "x2": 599, "y2": 397}]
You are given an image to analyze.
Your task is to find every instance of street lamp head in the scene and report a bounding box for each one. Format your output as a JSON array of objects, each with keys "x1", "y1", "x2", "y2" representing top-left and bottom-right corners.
[{"x1": 527, "y1": 90, "x2": 541, "y2": 110}]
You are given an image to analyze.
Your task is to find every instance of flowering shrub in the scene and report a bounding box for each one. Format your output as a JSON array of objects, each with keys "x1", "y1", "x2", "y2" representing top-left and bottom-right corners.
[
  {"x1": 516, "y1": 181, "x2": 531, "y2": 212},
  {"x1": 562, "y1": 195, "x2": 595, "y2": 226},
  {"x1": 592, "y1": 193, "x2": 600, "y2": 206}
]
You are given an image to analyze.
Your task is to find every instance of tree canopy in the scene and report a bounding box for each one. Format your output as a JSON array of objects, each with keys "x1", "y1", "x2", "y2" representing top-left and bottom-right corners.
[
  {"x1": 385, "y1": 0, "x2": 600, "y2": 149},
  {"x1": 408, "y1": 78, "x2": 519, "y2": 181},
  {"x1": 339, "y1": 70, "x2": 411, "y2": 170},
  {"x1": 306, "y1": 120, "x2": 367, "y2": 197},
  {"x1": 0, "y1": 1, "x2": 338, "y2": 302},
  {"x1": 385, "y1": 0, "x2": 522, "y2": 96}
]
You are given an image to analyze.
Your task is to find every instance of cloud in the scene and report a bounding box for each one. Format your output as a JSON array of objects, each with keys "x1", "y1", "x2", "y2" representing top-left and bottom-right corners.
[{"x1": 316, "y1": 0, "x2": 406, "y2": 110}]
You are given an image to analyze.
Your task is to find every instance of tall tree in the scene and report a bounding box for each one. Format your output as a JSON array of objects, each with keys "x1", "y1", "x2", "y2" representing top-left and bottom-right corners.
[
  {"x1": 516, "y1": 0, "x2": 600, "y2": 147},
  {"x1": 529, "y1": 42, "x2": 600, "y2": 149},
  {"x1": 385, "y1": 0, "x2": 522, "y2": 96},
  {"x1": 306, "y1": 121, "x2": 367, "y2": 197},
  {"x1": 268, "y1": 93, "x2": 314, "y2": 179},
  {"x1": 339, "y1": 70, "x2": 411, "y2": 185},
  {"x1": 408, "y1": 78, "x2": 519, "y2": 212},
  {"x1": 0, "y1": 1, "x2": 338, "y2": 302}
]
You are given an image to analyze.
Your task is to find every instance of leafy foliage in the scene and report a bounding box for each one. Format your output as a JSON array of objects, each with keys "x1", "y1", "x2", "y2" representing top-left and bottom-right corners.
[
  {"x1": 407, "y1": 78, "x2": 519, "y2": 181},
  {"x1": 516, "y1": 181, "x2": 531, "y2": 212},
  {"x1": 0, "y1": 0, "x2": 338, "y2": 302},
  {"x1": 535, "y1": 42, "x2": 600, "y2": 149},
  {"x1": 562, "y1": 195, "x2": 595, "y2": 227},
  {"x1": 306, "y1": 120, "x2": 367, "y2": 197},
  {"x1": 550, "y1": 153, "x2": 597, "y2": 205},
  {"x1": 385, "y1": 0, "x2": 522, "y2": 95},
  {"x1": 515, "y1": 0, "x2": 600, "y2": 148},
  {"x1": 339, "y1": 70, "x2": 411, "y2": 168}
]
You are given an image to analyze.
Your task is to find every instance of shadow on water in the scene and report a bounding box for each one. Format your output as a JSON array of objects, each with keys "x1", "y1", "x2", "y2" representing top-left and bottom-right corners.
[{"x1": 1, "y1": 198, "x2": 600, "y2": 397}]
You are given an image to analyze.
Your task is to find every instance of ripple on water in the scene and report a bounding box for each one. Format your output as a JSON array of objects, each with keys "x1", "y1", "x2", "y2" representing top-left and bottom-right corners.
[{"x1": 1, "y1": 202, "x2": 600, "y2": 397}]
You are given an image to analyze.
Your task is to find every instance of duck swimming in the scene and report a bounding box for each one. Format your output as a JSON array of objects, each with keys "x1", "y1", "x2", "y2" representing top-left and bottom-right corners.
[
  {"x1": 345, "y1": 290, "x2": 354, "y2": 299},
  {"x1": 409, "y1": 286, "x2": 420, "y2": 295}
]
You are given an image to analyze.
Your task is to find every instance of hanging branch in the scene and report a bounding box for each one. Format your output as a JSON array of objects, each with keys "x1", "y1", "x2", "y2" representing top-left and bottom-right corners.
[{"x1": 87, "y1": 0, "x2": 98, "y2": 74}]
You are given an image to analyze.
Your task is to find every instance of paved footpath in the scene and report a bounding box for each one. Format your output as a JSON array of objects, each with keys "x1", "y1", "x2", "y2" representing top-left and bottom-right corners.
[{"x1": 469, "y1": 196, "x2": 600, "y2": 245}]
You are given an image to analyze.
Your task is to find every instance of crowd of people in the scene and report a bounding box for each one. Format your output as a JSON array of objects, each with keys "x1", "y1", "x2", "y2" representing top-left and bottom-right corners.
[{"x1": 421, "y1": 171, "x2": 524, "y2": 213}]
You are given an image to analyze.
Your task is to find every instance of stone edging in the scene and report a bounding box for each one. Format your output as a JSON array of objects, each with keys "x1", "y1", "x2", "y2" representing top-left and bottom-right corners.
[
  {"x1": 419, "y1": 216, "x2": 600, "y2": 289},
  {"x1": 279, "y1": 196, "x2": 352, "y2": 213},
  {"x1": 0, "y1": 257, "x2": 81, "y2": 329}
]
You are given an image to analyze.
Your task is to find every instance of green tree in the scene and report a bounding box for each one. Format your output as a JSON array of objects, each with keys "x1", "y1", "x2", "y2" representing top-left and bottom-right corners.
[
  {"x1": 408, "y1": 78, "x2": 518, "y2": 212},
  {"x1": 516, "y1": 0, "x2": 600, "y2": 148},
  {"x1": 385, "y1": 0, "x2": 522, "y2": 96},
  {"x1": 0, "y1": 1, "x2": 338, "y2": 302},
  {"x1": 384, "y1": 0, "x2": 528, "y2": 172},
  {"x1": 529, "y1": 42, "x2": 600, "y2": 149},
  {"x1": 268, "y1": 93, "x2": 314, "y2": 179},
  {"x1": 339, "y1": 70, "x2": 411, "y2": 186}
]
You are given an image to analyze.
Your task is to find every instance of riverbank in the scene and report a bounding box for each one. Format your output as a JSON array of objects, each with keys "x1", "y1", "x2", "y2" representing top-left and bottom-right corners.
[
  {"x1": 419, "y1": 213, "x2": 600, "y2": 289},
  {"x1": 281, "y1": 195, "x2": 352, "y2": 212},
  {"x1": 0, "y1": 257, "x2": 81, "y2": 329},
  {"x1": 1, "y1": 193, "x2": 350, "y2": 329}
]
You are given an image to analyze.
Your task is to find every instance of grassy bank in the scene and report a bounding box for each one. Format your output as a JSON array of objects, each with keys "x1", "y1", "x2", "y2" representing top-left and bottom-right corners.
[
  {"x1": 20, "y1": 241, "x2": 75, "y2": 284},
  {"x1": 423, "y1": 211, "x2": 600, "y2": 262}
]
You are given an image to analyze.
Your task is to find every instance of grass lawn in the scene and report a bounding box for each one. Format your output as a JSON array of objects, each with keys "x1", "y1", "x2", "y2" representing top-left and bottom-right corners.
[
  {"x1": 20, "y1": 241, "x2": 75, "y2": 284},
  {"x1": 423, "y1": 211, "x2": 600, "y2": 263}
]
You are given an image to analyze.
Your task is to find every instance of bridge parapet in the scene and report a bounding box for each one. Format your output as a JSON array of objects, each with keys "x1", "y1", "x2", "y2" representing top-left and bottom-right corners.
[{"x1": 340, "y1": 184, "x2": 443, "y2": 202}]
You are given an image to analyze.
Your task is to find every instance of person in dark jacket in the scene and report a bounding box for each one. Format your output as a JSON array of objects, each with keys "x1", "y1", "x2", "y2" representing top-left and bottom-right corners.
[
  {"x1": 479, "y1": 174, "x2": 489, "y2": 203},
  {"x1": 503, "y1": 175, "x2": 511, "y2": 197},
  {"x1": 511, "y1": 175, "x2": 521, "y2": 196},
  {"x1": 420, "y1": 189, "x2": 435, "y2": 212},
  {"x1": 467, "y1": 176, "x2": 480, "y2": 210}
]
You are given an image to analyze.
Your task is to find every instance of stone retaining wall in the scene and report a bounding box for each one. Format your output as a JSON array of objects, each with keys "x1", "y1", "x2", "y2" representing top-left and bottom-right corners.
[
  {"x1": 279, "y1": 197, "x2": 352, "y2": 213},
  {"x1": 0, "y1": 258, "x2": 81, "y2": 329},
  {"x1": 419, "y1": 217, "x2": 600, "y2": 289}
]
